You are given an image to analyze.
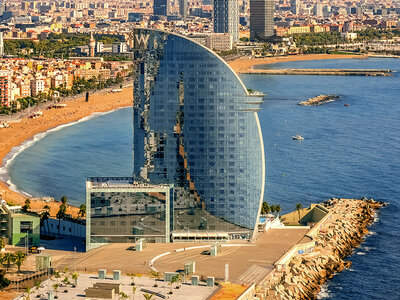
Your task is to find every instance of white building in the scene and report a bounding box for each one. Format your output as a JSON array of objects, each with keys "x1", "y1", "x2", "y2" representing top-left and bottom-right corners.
[
  {"x1": 112, "y1": 42, "x2": 128, "y2": 53},
  {"x1": 30, "y1": 78, "x2": 45, "y2": 96},
  {"x1": 206, "y1": 33, "x2": 233, "y2": 51}
]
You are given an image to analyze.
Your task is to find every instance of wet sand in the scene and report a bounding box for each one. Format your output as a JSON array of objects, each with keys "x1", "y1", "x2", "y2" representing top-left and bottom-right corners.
[
  {"x1": 0, "y1": 88, "x2": 133, "y2": 217},
  {"x1": 228, "y1": 53, "x2": 369, "y2": 73}
]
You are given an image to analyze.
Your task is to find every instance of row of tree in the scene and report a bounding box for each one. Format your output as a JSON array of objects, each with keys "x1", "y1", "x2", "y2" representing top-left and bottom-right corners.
[
  {"x1": 260, "y1": 202, "x2": 281, "y2": 215},
  {"x1": 1, "y1": 251, "x2": 26, "y2": 273},
  {"x1": 261, "y1": 202, "x2": 305, "y2": 223},
  {"x1": 292, "y1": 28, "x2": 400, "y2": 47},
  {"x1": 4, "y1": 33, "x2": 123, "y2": 59}
]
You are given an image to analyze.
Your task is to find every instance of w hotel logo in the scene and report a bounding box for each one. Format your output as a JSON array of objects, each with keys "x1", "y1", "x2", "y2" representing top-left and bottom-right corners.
[{"x1": 134, "y1": 32, "x2": 150, "y2": 49}]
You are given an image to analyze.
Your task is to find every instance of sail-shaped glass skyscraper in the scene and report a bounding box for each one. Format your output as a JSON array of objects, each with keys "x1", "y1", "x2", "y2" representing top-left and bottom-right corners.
[{"x1": 86, "y1": 29, "x2": 265, "y2": 250}]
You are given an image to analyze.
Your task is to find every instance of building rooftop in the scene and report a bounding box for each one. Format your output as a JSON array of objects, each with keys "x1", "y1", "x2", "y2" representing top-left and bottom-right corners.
[{"x1": 87, "y1": 177, "x2": 172, "y2": 190}]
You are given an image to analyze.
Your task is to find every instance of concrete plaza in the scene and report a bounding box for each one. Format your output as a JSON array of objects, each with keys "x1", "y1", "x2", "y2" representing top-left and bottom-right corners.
[{"x1": 43, "y1": 228, "x2": 308, "y2": 285}]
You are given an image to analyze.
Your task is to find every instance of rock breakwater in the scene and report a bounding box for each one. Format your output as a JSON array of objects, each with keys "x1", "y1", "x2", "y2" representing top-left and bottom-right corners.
[
  {"x1": 257, "y1": 198, "x2": 384, "y2": 300},
  {"x1": 298, "y1": 95, "x2": 339, "y2": 106}
]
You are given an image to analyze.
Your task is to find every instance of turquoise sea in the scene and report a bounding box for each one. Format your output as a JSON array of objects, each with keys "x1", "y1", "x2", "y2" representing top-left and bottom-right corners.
[{"x1": 2, "y1": 58, "x2": 400, "y2": 299}]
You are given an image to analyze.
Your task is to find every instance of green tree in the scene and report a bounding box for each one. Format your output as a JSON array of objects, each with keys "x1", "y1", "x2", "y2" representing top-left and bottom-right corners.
[
  {"x1": 40, "y1": 210, "x2": 51, "y2": 237},
  {"x1": 56, "y1": 199, "x2": 67, "y2": 236},
  {"x1": 260, "y1": 202, "x2": 270, "y2": 215},
  {"x1": 78, "y1": 204, "x2": 86, "y2": 218},
  {"x1": 22, "y1": 199, "x2": 31, "y2": 211},
  {"x1": 61, "y1": 196, "x2": 68, "y2": 205},
  {"x1": 71, "y1": 272, "x2": 79, "y2": 286},
  {"x1": 0, "y1": 239, "x2": 5, "y2": 250},
  {"x1": 53, "y1": 283, "x2": 59, "y2": 298},
  {"x1": 53, "y1": 270, "x2": 61, "y2": 285},
  {"x1": 62, "y1": 276, "x2": 70, "y2": 286},
  {"x1": 275, "y1": 205, "x2": 281, "y2": 216},
  {"x1": 24, "y1": 286, "x2": 33, "y2": 300},
  {"x1": 34, "y1": 280, "x2": 41, "y2": 290},
  {"x1": 150, "y1": 270, "x2": 159, "y2": 287},
  {"x1": 0, "y1": 272, "x2": 10, "y2": 291},
  {"x1": 168, "y1": 274, "x2": 180, "y2": 294},
  {"x1": 128, "y1": 272, "x2": 136, "y2": 285},
  {"x1": 270, "y1": 205, "x2": 276, "y2": 216},
  {"x1": 295, "y1": 203, "x2": 303, "y2": 224},
  {"x1": 132, "y1": 286, "x2": 137, "y2": 299},
  {"x1": 2, "y1": 252, "x2": 15, "y2": 271},
  {"x1": 14, "y1": 251, "x2": 26, "y2": 273},
  {"x1": 118, "y1": 292, "x2": 129, "y2": 300},
  {"x1": 143, "y1": 293, "x2": 154, "y2": 300}
]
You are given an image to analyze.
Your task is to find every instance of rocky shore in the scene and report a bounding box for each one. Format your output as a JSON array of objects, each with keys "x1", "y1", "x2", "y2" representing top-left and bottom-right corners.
[
  {"x1": 257, "y1": 198, "x2": 384, "y2": 300},
  {"x1": 298, "y1": 94, "x2": 339, "y2": 106}
]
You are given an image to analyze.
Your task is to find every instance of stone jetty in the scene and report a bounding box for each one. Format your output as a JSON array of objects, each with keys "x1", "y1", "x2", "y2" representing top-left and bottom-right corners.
[
  {"x1": 256, "y1": 198, "x2": 384, "y2": 300},
  {"x1": 298, "y1": 95, "x2": 339, "y2": 106}
]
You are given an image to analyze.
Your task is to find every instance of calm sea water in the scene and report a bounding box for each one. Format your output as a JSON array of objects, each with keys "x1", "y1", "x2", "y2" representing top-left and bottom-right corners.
[{"x1": 6, "y1": 58, "x2": 400, "y2": 299}]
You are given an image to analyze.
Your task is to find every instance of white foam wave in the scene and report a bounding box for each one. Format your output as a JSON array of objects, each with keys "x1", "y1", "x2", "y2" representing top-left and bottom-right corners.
[
  {"x1": 317, "y1": 283, "x2": 331, "y2": 299},
  {"x1": 357, "y1": 252, "x2": 366, "y2": 255},
  {"x1": 366, "y1": 231, "x2": 376, "y2": 236},
  {"x1": 0, "y1": 107, "x2": 126, "y2": 196}
]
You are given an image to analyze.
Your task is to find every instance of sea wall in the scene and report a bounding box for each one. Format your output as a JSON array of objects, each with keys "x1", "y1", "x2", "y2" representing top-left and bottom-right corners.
[{"x1": 255, "y1": 198, "x2": 384, "y2": 300}]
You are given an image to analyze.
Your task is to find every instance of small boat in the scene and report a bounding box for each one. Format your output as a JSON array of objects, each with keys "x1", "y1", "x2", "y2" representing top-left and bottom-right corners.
[
  {"x1": 344, "y1": 104, "x2": 349, "y2": 107},
  {"x1": 292, "y1": 135, "x2": 304, "y2": 140}
]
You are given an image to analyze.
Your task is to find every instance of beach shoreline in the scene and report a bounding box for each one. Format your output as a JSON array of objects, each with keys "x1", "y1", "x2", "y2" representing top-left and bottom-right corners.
[
  {"x1": 0, "y1": 87, "x2": 133, "y2": 217},
  {"x1": 228, "y1": 53, "x2": 369, "y2": 73}
]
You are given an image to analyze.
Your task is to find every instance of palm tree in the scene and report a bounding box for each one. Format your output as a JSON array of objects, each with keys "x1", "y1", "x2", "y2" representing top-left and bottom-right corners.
[
  {"x1": 143, "y1": 294, "x2": 154, "y2": 300},
  {"x1": 56, "y1": 203, "x2": 67, "y2": 237},
  {"x1": 14, "y1": 251, "x2": 26, "y2": 273},
  {"x1": 0, "y1": 272, "x2": 10, "y2": 291},
  {"x1": 295, "y1": 203, "x2": 303, "y2": 224},
  {"x1": 34, "y1": 280, "x2": 41, "y2": 291},
  {"x1": 150, "y1": 271, "x2": 159, "y2": 287},
  {"x1": 128, "y1": 273, "x2": 136, "y2": 285},
  {"x1": 40, "y1": 211, "x2": 50, "y2": 237},
  {"x1": 3, "y1": 252, "x2": 15, "y2": 271},
  {"x1": 168, "y1": 274, "x2": 179, "y2": 294},
  {"x1": 62, "y1": 276, "x2": 70, "y2": 286},
  {"x1": 275, "y1": 205, "x2": 281, "y2": 216},
  {"x1": 118, "y1": 292, "x2": 129, "y2": 300},
  {"x1": 53, "y1": 283, "x2": 59, "y2": 299},
  {"x1": 22, "y1": 199, "x2": 31, "y2": 211},
  {"x1": 71, "y1": 272, "x2": 79, "y2": 286},
  {"x1": 132, "y1": 286, "x2": 137, "y2": 300},
  {"x1": 53, "y1": 270, "x2": 61, "y2": 285},
  {"x1": 61, "y1": 196, "x2": 68, "y2": 205},
  {"x1": 261, "y1": 202, "x2": 270, "y2": 215},
  {"x1": 78, "y1": 204, "x2": 86, "y2": 218},
  {"x1": 270, "y1": 205, "x2": 276, "y2": 216},
  {"x1": 24, "y1": 286, "x2": 33, "y2": 300}
]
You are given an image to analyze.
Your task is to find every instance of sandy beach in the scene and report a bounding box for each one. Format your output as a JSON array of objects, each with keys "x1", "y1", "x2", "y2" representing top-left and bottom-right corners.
[
  {"x1": 228, "y1": 53, "x2": 369, "y2": 73},
  {"x1": 0, "y1": 88, "x2": 133, "y2": 217}
]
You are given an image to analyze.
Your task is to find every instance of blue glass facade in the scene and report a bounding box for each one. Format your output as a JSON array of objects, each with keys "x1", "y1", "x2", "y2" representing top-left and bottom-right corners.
[{"x1": 133, "y1": 29, "x2": 265, "y2": 236}]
